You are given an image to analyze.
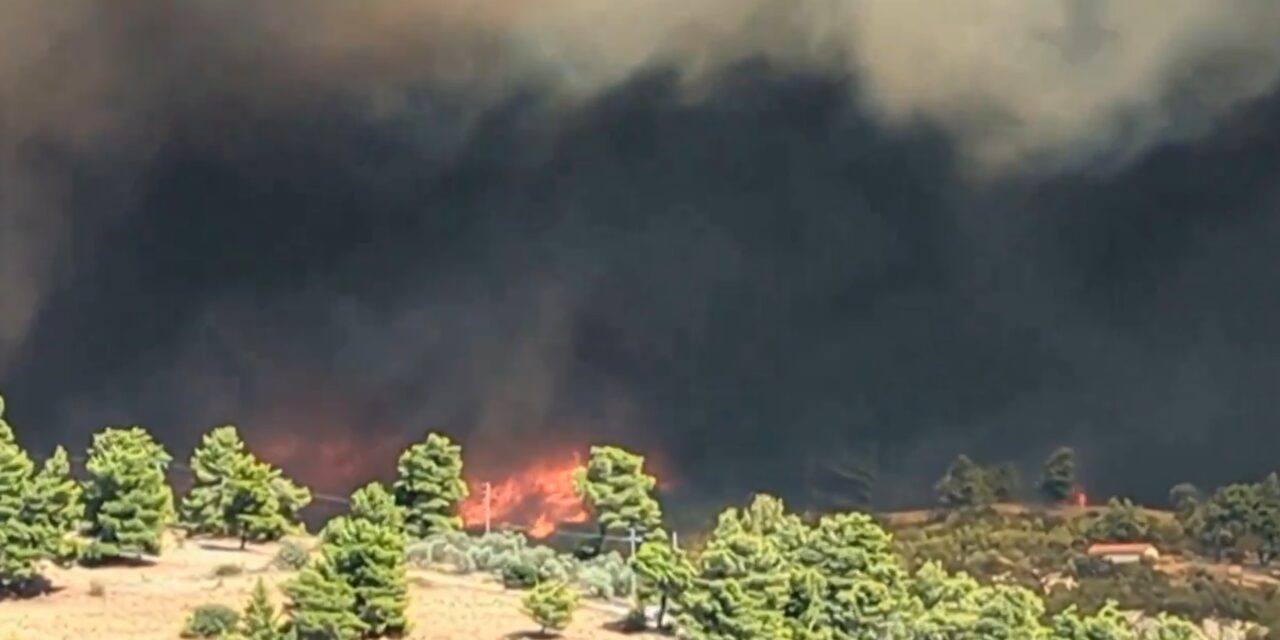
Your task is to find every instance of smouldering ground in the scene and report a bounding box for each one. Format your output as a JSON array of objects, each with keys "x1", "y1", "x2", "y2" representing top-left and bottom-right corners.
[{"x1": 0, "y1": 535, "x2": 664, "y2": 640}]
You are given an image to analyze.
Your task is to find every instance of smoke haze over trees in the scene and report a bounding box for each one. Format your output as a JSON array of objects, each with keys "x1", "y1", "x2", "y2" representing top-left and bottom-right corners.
[{"x1": 1, "y1": 1, "x2": 1279, "y2": 508}]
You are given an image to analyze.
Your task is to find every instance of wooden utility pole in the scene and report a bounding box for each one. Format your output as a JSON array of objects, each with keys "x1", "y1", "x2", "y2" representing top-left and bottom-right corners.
[{"x1": 484, "y1": 482, "x2": 492, "y2": 535}]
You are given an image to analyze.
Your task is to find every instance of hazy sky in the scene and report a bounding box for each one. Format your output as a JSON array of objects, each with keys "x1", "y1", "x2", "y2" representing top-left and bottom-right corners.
[{"x1": 2, "y1": 1, "x2": 1279, "y2": 509}]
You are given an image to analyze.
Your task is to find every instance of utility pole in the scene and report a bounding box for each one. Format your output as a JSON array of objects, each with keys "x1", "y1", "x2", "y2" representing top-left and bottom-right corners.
[
  {"x1": 629, "y1": 527, "x2": 640, "y2": 601},
  {"x1": 484, "y1": 482, "x2": 492, "y2": 535},
  {"x1": 671, "y1": 530, "x2": 678, "y2": 550}
]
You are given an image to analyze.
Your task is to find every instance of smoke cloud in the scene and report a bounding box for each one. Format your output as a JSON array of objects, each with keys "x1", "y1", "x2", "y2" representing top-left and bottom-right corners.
[{"x1": 2, "y1": 1, "x2": 1280, "y2": 506}]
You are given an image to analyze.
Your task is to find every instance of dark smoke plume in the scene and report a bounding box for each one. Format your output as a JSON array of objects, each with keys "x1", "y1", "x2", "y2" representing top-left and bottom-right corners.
[{"x1": 2, "y1": 1, "x2": 1280, "y2": 507}]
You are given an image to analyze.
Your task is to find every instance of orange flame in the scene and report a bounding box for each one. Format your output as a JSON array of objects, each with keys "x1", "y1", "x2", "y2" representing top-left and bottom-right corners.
[{"x1": 459, "y1": 451, "x2": 591, "y2": 538}]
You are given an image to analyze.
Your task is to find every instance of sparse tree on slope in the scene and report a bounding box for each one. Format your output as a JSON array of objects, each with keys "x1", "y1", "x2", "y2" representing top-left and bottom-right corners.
[
  {"x1": 392, "y1": 432, "x2": 468, "y2": 538},
  {"x1": 574, "y1": 446, "x2": 663, "y2": 546},
  {"x1": 241, "y1": 577, "x2": 286, "y2": 640},
  {"x1": 633, "y1": 538, "x2": 695, "y2": 629},
  {"x1": 522, "y1": 580, "x2": 579, "y2": 636},
  {"x1": 0, "y1": 395, "x2": 40, "y2": 589},
  {"x1": 936, "y1": 455, "x2": 995, "y2": 509},
  {"x1": 81, "y1": 426, "x2": 175, "y2": 562},
  {"x1": 283, "y1": 557, "x2": 366, "y2": 640},
  {"x1": 1086, "y1": 498, "x2": 1153, "y2": 543},
  {"x1": 1039, "y1": 446, "x2": 1077, "y2": 504}
]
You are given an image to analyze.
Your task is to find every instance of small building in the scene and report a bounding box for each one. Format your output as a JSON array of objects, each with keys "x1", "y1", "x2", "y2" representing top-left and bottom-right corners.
[{"x1": 1086, "y1": 543, "x2": 1159, "y2": 564}]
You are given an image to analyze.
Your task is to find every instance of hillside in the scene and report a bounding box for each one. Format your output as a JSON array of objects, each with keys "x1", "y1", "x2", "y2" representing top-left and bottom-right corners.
[{"x1": 0, "y1": 535, "x2": 660, "y2": 640}]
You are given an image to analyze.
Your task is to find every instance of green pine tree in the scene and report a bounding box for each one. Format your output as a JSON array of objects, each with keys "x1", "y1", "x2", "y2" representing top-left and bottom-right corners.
[
  {"x1": 181, "y1": 425, "x2": 249, "y2": 535},
  {"x1": 1049, "y1": 601, "x2": 1135, "y2": 640},
  {"x1": 802, "y1": 512, "x2": 912, "y2": 639},
  {"x1": 241, "y1": 577, "x2": 286, "y2": 640},
  {"x1": 0, "y1": 395, "x2": 40, "y2": 590},
  {"x1": 632, "y1": 539, "x2": 695, "y2": 629},
  {"x1": 81, "y1": 426, "x2": 175, "y2": 562},
  {"x1": 935, "y1": 455, "x2": 995, "y2": 509},
  {"x1": 1039, "y1": 446, "x2": 1078, "y2": 504},
  {"x1": 180, "y1": 425, "x2": 311, "y2": 545},
  {"x1": 522, "y1": 580, "x2": 579, "y2": 636},
  {"x1": 283, "y1": 558, "x2": 367, "y2": 640},
  {"x1": 392, "y1": 432, "x2": 468, "y2": 538},
  {"x1": 226, "y1": 457, "x2": 295, "y2": 549},
  {"x1": 573, "y1": 446, "x2": 663, "y2": 546},
  {"x1": 679, "y1": 501, "x2": 792, "y2": 640},
  {"x1": 350, "y1": 482, "x2": 404, "y2": 531},
  {"x1": 328, "y1": 484, "x2": 410, "y2": 637},
  {"x1": 22, "y1": 446, "x2": 84, "y2": 565}
]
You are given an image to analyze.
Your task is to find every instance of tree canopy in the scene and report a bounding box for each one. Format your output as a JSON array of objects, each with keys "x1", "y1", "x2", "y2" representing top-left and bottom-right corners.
[
  {"x1": 574, "y1": 446, "x2": 663, "y2": 541},
  {"x1": 393, "y1": 432, "x2": 468, "y2": 538},
  {"x1": 81, "y1": 426, "x2": 175, "y2": 562}
]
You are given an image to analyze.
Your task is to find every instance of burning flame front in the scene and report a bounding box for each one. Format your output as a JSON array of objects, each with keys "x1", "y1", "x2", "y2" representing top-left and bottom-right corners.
[{"x1": 459, "y1": 452, "x2": 590, "y2": 538}]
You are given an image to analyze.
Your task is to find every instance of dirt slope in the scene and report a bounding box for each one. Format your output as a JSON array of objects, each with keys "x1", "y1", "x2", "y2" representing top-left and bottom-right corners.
[{"x1": 0, "y1": 538, "x2": 662, "y2": 640}]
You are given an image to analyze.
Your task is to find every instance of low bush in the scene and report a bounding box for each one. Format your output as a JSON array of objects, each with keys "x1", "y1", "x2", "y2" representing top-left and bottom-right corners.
[
  {"x1": 181, "y1": 603, "x2": 240, "y2": 638},
  {"x1": 406, "y1": 531, "x2": 636, "y2": 599},
  {"x1": 271, "y1": 540, "x2": 309, "y2": 571},
  {"x1": 210, "y1": 563, "x2": 244, "y2": 578}
]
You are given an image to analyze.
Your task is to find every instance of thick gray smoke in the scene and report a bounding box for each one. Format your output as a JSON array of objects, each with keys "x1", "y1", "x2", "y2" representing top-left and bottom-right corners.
[{"x1": 2, "y1": 0, "x2": 1280, "y2": 506}]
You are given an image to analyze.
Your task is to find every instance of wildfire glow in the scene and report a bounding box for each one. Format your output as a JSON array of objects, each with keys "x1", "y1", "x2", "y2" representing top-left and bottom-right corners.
[{"x1": 459, "y1": 451, "x2": 591, "y2": 538}]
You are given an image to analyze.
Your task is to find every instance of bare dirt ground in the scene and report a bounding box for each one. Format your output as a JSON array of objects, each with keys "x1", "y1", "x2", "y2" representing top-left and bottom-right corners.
[{"x1": 0, "y1": 536, "x2": 665, "y2": 640}]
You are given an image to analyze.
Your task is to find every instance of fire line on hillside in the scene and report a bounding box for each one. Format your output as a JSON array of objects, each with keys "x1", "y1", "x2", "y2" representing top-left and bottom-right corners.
[{"x1": 459, "y1": 452, "x2": 591, "y2": 538}]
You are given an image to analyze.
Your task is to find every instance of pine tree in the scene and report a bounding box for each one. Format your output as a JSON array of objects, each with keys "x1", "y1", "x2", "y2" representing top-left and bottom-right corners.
[
  {"x1": 0, "y1": 395, "x2": 40, "y2": 589},
  {"x1": 1039, "y1": 446, "x2": 1077, "y2": 504},
  {"x1": 180, "y1": 425, "x2": 311, "y2": 545},
  {"x1": 935, "y1": 455, "x2": 995, "y2": 509},
  {"x1": 392, "y1": 432, "x2": 468, "y2": 538},
  {"x1": 283, "y1": 558, "x2": 366, "y2": 640},
  {"x1": 241, "y1": 577, "x2": 286, "y2": 640},
  {"x1": 522, "y1": 580, "x2": 579, "y2": 636},
  {"x1": 22, "y1": 446, "x2": 83, "y2": 564},
  {"x1": 802, "y1": 512, "x2": 912, "y2": 638},
  {"x1": 350, "y1": 482, "x2": 404, "y2": 531},
  {"x1": 181, "y1": 425, "x2": 249, "y2": 535},
  {"x1": 633, "y1": 539, "x2": 695, "y2": 629},
  {"x1": 325, "y1": 491, "x2": 410, "y2": 638},
  {"x1": 1144, "y1": 614, "x2": 1206, "y2": 640},
  {"x1": 81, "y1": 426, "x2": 175, "y2": 562},
  {"x1": 227, "y1": 457, "x2": 295, "y2": 549},
  {"x1": 1049, "y1": 601, "x2": 1135, "y2": 640},
  {"x1": 573, "y1": 446, "x2": 663, "y2": 546},
  {"x1": 679, "y1": 503, "x2": 792, "y2": 640}
]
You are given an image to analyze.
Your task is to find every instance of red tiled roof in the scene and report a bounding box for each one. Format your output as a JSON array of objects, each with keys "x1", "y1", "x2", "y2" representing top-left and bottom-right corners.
[{"x1": 1086, "y1": 543, "x2": 1157, "y2": 555}]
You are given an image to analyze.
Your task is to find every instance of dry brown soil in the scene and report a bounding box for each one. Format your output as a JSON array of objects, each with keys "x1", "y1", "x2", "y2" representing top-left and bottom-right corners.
[{"x1": 0, "y1": 536, "x2": 664, "y2": 640}]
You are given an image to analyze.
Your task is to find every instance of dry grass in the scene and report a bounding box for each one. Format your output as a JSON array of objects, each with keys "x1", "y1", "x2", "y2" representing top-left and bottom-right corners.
[{"x1": 0, "y1": 533, "x2": 664, "y2": 640}]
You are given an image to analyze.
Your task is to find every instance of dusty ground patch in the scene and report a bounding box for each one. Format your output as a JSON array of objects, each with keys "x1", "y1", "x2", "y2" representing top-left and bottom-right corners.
[{"x1": 0, "y1": 537, "x2": 664, "y2": 640}]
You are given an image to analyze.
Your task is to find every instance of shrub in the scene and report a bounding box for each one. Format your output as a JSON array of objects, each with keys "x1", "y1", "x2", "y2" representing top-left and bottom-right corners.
[
  {"x1": 503, "y1": 561, "x2": 541, "y2": 590},
  {"x1": 211, "y1": 563, "x2": 244, "y2": 578},
  {"x1": 182, "y1": 603, "x2": 240, "y2": 638},
  {"x1": 522, "y1": 581, "x2": 579, "y2": 636},
  {"x1": 271, "y1": 540, "x2": 309, "y2": 571}
]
